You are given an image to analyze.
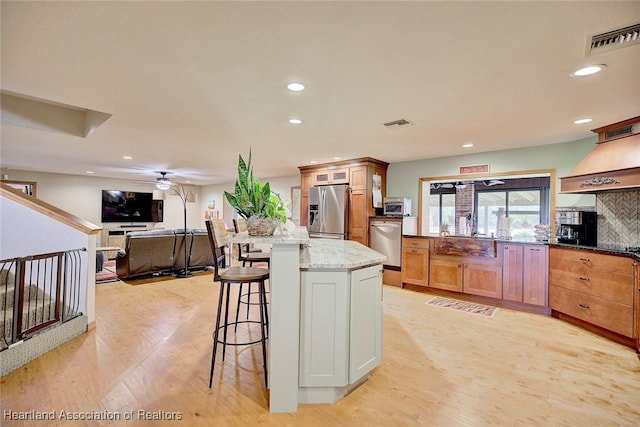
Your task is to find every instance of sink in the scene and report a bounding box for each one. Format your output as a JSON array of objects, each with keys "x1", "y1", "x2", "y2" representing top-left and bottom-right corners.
[{"x1": 433, "y1": 236, "x2": 496, "y2": 257}]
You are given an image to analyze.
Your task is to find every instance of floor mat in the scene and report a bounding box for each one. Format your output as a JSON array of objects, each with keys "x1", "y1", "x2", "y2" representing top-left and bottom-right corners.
[
  {"x1": 96, "y1": 261, "x2": 118, "y2": 283},
  {"x1": 426, "y1": 296, "x2": 497, "y2": 317}
]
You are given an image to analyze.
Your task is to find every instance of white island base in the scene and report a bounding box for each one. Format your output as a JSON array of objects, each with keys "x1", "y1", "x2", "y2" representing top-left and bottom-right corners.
[
  {"x1": 225, "y1": 229, "x2": 385, "y2": 413},
  {"x1": 298, "y1": 374, "x2": 372, "y2": 404}
]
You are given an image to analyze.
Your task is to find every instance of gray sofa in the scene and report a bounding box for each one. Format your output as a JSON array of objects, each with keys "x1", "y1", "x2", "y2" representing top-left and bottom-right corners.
[{"x1": 115, "y1": 229, "x2": 214, "y2": 279}]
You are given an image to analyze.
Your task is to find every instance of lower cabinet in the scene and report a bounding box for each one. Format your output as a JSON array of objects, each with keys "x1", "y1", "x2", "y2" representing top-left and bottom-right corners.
[
  {"x1": 429, "y1": 258, "x2": 502, "y2": 297},
  {"x1": 549, "y1": 247, "x2": 635, "y2": 338},
  {"x1": 500, "y1": 243, "x2": 548, "y2": 306},
  {"x1": 429, "y1": 259, "x2": 463, "y2": 292},
  {"x1": 401, "y1": 237, "x2": 429, "y2": 287},
  {"x1": 299, "y1": 265, "x2": 383, "y2": 387},
  {"x1": 463, "y1": 262, "x2": 503, "y2": 299}
]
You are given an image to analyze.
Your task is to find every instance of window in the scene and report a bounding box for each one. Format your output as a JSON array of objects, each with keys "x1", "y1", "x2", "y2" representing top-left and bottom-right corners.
[
  {"x1": 428, "y1": 192, "x2": 455, "y2": 234},
  {"x1": 475, "y1": 185, "x2": 549, "y2": 241},
  {"x1": 420, "y1": 172, "x2": 553, "y2": 239}
]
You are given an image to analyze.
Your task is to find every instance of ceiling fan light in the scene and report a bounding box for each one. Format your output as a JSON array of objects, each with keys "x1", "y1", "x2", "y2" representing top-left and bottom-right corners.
[{"x1": 156, "y1": 179, "x2": 172, "y2": 190}]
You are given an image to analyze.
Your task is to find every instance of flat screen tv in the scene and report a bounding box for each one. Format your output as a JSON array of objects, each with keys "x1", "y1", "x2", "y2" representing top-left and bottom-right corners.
[{"x1": 101, "y1": 190, "x2": 163, "y2": 223}]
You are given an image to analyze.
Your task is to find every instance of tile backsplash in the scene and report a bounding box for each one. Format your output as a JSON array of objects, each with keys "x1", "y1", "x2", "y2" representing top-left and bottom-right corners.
[{"x1": 596, "y1": 190, "x2": 640, "y2": 248}]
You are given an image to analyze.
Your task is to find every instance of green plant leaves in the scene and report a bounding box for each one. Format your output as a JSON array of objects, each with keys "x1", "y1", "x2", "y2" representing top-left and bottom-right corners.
[{"x1": 224, "y1": 150, "x2": 287, "y2": 222}]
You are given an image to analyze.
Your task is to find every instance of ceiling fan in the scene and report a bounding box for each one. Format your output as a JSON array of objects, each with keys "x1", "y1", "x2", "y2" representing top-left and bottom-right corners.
[
  {"x1": 481, "y1": 179, "x2": 505, "y2": 186},
  {"x1": 155, "y1": 172, "x2": 174, "y2": 190}
]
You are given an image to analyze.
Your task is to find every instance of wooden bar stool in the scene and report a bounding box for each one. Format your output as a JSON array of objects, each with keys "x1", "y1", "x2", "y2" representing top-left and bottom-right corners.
[
  {"x1": 205, "y1": 219, "x2": 269, "y2": 387},
  {"x1": 233, "y1": 218, "x2": 271, "y2": 328}
]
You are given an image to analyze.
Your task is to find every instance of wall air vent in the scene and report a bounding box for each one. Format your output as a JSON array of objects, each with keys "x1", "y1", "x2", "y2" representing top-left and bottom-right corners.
[
  {"x1": 587, "y1": 22, "x2": 640, "y2": 56},
  {"x1": 383, "y1": 119, "x2": 414, "y2": 128}
]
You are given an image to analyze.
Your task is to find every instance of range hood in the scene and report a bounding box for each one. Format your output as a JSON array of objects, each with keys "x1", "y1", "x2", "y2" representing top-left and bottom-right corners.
[{"x1": 560, "y1": 116, "x2": 640, "y2": 193}]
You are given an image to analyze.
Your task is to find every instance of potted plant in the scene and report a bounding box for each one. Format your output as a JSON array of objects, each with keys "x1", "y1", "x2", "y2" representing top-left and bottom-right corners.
[{"x1": 224, "y1": 150, "x2": 287, "y2": 236}]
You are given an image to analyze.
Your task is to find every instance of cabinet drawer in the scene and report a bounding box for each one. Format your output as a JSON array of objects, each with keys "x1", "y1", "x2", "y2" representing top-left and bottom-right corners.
[
  {"x1": 549, "y1": 285, "x2": 633, "y2": 337},
  {"x1": 549, "y1": 268, "x2": 633, "y2": 305},
  {"x1": 549, "y1": 248, "x2": 633, "y2": 274},
  {"x1": 402, "y1": 237, "x2": 429, "y2": 250}
]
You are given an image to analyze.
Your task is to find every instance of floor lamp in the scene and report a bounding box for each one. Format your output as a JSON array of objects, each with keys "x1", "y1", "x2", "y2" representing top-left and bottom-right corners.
[{"x1": 154, "y1": 184, "x2": 196, "y2": 278}]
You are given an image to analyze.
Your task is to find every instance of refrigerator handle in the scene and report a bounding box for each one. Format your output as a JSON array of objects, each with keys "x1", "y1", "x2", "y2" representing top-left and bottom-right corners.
[{"x1": 321, "y1": 188, "x2": 327, "y2": 232}]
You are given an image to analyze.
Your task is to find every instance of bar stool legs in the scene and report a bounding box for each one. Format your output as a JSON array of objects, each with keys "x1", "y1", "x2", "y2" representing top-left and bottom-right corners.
[{"x1": 209, "y1": 278, "x2": 269, "y2": 388}]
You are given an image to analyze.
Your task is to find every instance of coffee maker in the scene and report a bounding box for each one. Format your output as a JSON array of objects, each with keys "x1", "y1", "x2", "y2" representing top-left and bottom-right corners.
[{"x1": 555, "y1": 210, "x2": 597, "y2": 246}]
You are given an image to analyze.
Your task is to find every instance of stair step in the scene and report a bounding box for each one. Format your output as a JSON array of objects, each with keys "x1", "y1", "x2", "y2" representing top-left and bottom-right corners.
[
  {"x1": 1, "y1": 284, "x2": 47, "y2": 310},
  {"x1": 0, "y1": 300, "x2": 57, "y2": 348}
]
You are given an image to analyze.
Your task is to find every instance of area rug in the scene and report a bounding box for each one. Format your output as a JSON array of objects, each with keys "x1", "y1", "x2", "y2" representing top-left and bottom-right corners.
[
  {"x1": 426, "y1": 296, "x2": 497, "y2": 317},
  {"x1": 96, "y1": 261, "x2": 118, "y2": 284}
]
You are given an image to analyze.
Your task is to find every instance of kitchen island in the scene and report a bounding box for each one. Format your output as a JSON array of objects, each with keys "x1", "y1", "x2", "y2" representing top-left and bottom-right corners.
[{"x1": 225, "y1": 227, "x2": 385, "y2": 413}]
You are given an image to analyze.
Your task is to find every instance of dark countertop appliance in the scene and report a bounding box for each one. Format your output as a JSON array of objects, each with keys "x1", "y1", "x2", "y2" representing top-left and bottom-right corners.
[{"x1": 555, "y1": 210, "x2": 597, "y2": 246}]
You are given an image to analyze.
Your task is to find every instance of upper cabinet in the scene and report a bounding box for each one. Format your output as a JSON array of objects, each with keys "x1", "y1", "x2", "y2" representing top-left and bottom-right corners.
[
  {"x1": 313, "y1": 167, "x2": 350, "y2": 185},
  {"x1": 298, "y1": 157, "x2": 388, "y2": 246}
]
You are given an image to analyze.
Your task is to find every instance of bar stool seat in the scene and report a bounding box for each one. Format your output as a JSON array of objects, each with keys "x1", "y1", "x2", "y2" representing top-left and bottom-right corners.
[{"x1": 206, "y1": 219, "x2": 269, "y2": 388}]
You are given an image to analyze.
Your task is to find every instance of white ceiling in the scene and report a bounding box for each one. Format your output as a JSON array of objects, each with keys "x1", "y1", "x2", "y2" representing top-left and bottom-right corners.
[{"x1": 1, "y1": 1, "x2": 639, "y2": 186}]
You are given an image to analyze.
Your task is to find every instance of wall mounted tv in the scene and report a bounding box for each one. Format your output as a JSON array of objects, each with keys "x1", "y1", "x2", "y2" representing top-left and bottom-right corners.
[{"x1": 101, "y1": 190, "x2": 163, "y2": 223}]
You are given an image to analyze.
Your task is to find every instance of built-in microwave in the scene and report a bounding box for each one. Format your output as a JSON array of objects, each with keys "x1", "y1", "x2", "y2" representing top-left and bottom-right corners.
[{"x1": 383, "y1": 197, "x2": 412, "y2": 216}]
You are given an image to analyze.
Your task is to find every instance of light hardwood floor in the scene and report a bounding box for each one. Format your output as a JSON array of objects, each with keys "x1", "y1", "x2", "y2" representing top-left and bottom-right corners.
[{"x1": 2, "y1": 271, "x2": 640, "y2": 426}]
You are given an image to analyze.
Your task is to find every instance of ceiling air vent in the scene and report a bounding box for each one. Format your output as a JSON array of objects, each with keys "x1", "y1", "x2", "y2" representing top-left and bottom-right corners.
[
  {"x1": 587, "y1": 22, "x2": 640, "y2": 56},
  {"x1": 383, "y1": 119, "x2": 414, "y2": 129}
]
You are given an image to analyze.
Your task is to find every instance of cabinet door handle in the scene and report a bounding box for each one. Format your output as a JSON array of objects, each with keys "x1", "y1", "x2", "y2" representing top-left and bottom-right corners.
[
  {"x1": 578, "y1": 303, "x2": 590, "y2": 309},
  {"x1": 530, "y1": 248, "x2": 540, "y2": 252},
  {"x1": 579, "y1": 276, "x2": 590, "y2": 282},
  {"x1": 579, "y1": 257, "x2": 590, "y2": 262}
]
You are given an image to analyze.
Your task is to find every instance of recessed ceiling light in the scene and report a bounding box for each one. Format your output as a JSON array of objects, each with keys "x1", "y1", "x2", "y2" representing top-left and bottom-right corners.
[
  {"x1": 85, "y1": 171, "x2": 94, "y2": 174},
  {"x1": 288, "y1": 118, "x2": 302, "y2": 125},
  {"x1": 310, "y1": 160, "x2": 318, "y2": 164},
  {"x1": 333, "y1": 157, "x2": 342, "y2": 160},
  {"x1": 571, "y1": 64, "x2": 606, "y2": 77},
  {"x1": 123, "y1": 155, "x2": 133, "y2": 160},
  {"x1": 462, "y1": 143, "x2": 474, "y2": 148},
  {"x1": 574, "y1": 118, "x2": 593, "y2": 125},
  {"x1": 287, "y1": 82, "x2": 305, "y2": 92}
]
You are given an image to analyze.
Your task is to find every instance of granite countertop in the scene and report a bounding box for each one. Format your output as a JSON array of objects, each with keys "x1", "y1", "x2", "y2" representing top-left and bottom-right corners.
[
  {"x1": 224, "y1": 226, "x2": 310, "y2": 245},
  {"x1": 402, "y1": 232, "x2": 547, "y2": 245},
  {"x1": 225, "y1": 227, "x2": 386, "y2": 269},
  {"x1": 300, "y1": 239, "x2": 386, "y2": 270},
  {"x1": 548, "y1": 241, "x2": 640, "y2": 259}
]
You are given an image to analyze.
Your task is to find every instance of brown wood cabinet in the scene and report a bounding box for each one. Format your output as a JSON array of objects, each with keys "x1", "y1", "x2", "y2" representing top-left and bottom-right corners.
[
  {"x1": 463, "y1": 262, "x2": 503, "y2": 299},
  {"x1": 401, "y1": 237, "x2": 429, "y2": 287},
  {"x1": 549, "y1": 247, "x2": 635, "y2": 338},
  {"x1": 636, "y1": 262, "x2": 640, "y2": 352},
  {"x1": 298, "y1": 158, "x2": 388, "y2": 246},
  {"x1": 300, "y1": 172, "x2": 313, "y2": 227},
  {"x1": 313, "y1": 167, "x2": 350, "y2": 185},
  {"x1": 429, "y1": 259, "x2": 463, "y2": 292},
  {"x1": 500, "y1": 243, "x2": 548, "y2": 306}
]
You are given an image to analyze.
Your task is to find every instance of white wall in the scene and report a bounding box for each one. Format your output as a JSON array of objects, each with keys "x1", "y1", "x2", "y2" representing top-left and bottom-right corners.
[
  {"x1": 0, "y1": 196, "x2": 95, "y2": 323},
  {"x1": 0, "y1": 171, "x2": 205, "y2": 235}
]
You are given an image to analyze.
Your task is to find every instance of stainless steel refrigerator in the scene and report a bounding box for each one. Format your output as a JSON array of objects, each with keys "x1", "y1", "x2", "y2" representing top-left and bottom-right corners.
[{"x1": 308, "y1": 184, "x2": 349, "y2": 239}]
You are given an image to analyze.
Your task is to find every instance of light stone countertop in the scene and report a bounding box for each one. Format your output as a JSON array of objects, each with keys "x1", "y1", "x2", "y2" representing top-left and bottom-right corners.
[
  {"x1": 224, "y1": 227, "x2": 385, "y2": 270},
  {"x1": 300, "y1": 238, "x2": 386, "y2": 270},
  {"x1": 224, "y1": 226, "x2": 310, "y2": 245}
]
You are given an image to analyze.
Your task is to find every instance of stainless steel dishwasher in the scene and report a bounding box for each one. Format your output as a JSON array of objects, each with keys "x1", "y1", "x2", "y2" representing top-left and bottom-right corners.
[{"x1": 369, "y1": 219, "x2": 402, "y2": 268}]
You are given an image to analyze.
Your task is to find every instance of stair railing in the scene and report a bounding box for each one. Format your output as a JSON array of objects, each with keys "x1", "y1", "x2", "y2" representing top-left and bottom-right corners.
[{"x1": 1, "y1": 247, "x2": 85, "y2": 350}]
